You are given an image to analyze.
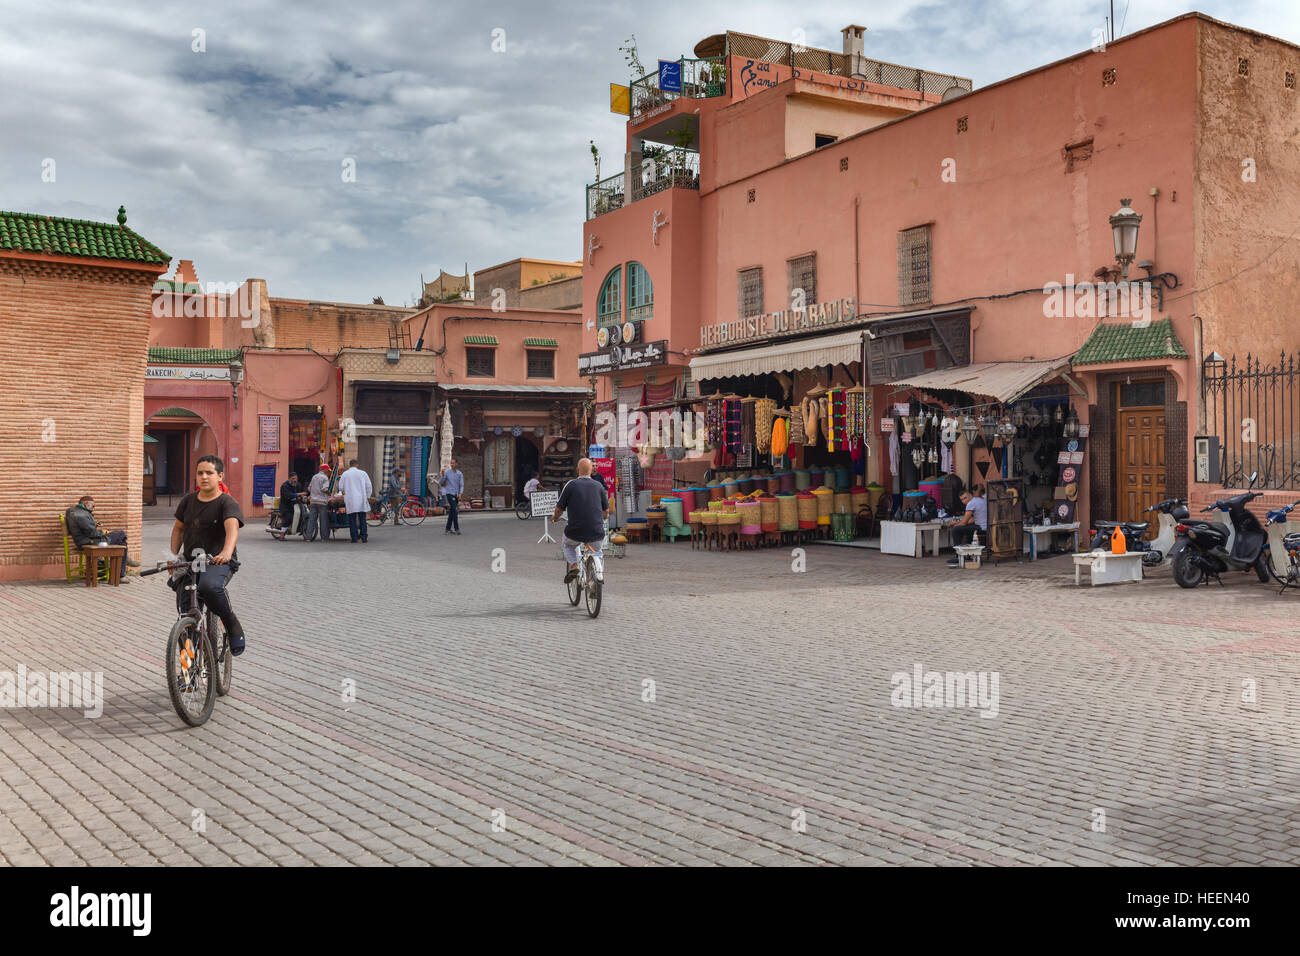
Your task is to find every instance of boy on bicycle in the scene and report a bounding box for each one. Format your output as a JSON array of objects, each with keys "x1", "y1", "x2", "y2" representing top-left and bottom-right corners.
[
  {"x1": 170, "y1": 455, "x2": 248, "y2": 656},
  {"x1": 553, "y1": 458, "x2": 609, "y2": 583}
]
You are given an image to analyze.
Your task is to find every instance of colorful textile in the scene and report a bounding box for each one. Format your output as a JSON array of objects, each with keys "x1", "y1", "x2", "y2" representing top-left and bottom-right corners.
[
  {"x1": 724, "y1": 399, "x2": 743, "y2": 455},
  {"x1": 754, "y1": 398, "x2": 776, "y2": 453},
  {"x1": 382, "y1": 436, "x2": 396, "y2": 492},
  {"x1": 771, "y1": 417, "x2": 788, "y2": 457},
  {"x1": 616, "y1": 384, "x2": 645, "y2": 411},
  {"x1": 642, "y1": 381, "x2": 676, "y2": 406}
]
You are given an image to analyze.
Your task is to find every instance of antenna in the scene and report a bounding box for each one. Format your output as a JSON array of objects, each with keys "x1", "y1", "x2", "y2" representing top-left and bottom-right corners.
[{"x1": 1110, "y1": 1, "x2": 1115, "y2": 41}]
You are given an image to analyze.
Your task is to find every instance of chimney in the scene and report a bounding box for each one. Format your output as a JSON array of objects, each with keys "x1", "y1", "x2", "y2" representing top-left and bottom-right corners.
[{"x1": 841, "y1": 24, "x2": 868, "y2": 76}]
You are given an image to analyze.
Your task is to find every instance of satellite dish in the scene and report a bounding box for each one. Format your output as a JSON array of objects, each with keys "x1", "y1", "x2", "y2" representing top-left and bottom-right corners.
[{"x1": 941, "y1": 85, "x2": 969, "y2": 102}]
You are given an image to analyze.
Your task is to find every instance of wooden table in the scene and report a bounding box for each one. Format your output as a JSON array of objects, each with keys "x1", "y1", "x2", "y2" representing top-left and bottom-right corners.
[
  {"x1": 1023, "y1": 522, "x2": 1081, "y2": 560},
  {"x1": 82, "y1": 545, "x2": 125, "y2": 587},
  {"x1": 880, "y1": 520, "x2": 947, "y2": 557}
]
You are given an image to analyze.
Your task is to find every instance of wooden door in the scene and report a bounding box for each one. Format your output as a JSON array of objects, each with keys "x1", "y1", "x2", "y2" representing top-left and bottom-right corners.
[{"x1": 1117, "y1": 385, "x2": 1165, "y2": 528}]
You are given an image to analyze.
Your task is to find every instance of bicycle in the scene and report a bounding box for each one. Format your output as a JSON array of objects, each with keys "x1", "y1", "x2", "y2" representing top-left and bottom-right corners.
[
  {"x1": 565, "y1": 541, "x2": 604, "y2": 618},
  {"x1": 372, "y1": 493, "x2": 427, "y2": 526},
  {"x1": 141, "y1": 561, "x2": 233, "y2": 726}
]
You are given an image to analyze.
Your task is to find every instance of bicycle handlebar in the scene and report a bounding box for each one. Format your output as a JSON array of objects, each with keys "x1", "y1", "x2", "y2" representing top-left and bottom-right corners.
[{"x1": 140, "y1": 561, "x2": 190, "y2": 577}]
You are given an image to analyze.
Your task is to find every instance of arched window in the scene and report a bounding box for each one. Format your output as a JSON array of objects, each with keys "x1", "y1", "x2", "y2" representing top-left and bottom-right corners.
[
  {"x1": 627, "y1": 262, "x2": 653, "y2": 322},
  {"x1": 597, "y1": 267, "x2": 622, "y2": 327}
]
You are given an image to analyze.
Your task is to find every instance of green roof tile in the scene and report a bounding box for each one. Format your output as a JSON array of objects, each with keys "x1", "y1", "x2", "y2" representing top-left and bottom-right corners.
[
  {"x1": 1073, "y1": 318, "x2": 1188, "y2": 366},
  {"x1": 151, "y1": 407, "x2": 204, "y2": 417},
  {"x1": 148, "y1": 347, "x2": 242, "y2": 364},
  {"x1": 523, "y1": 337, "x2": 558, "y2": 347},
  {"x1": 0, "y1": 209, "x2": 170, "y2": 265},
  {"x1": 464, "y1": 335, "x2": 499, "y2": 345}
]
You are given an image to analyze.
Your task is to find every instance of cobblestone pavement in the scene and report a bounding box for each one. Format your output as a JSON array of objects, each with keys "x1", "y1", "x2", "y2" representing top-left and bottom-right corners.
[{"x1": 2, "y1": 513, "x2": 1299, "y2": 866}]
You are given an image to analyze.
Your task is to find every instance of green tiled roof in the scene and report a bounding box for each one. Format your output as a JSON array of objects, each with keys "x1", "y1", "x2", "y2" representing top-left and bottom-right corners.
[
  {"x1": 152, "y1": 407, "x2": 203, "y2": 418},
  {"x1": 523, "y1": 337, "x2": 558, "y2": 347},
  {"x1": 1074, "y1": 318, "x2": 1189, "y2": 366},
  {"x1": 148, "y1": 347, "x2": 242, "y2": 364},
  {"x1": 464, "y1": 335, "x2": 499, "y2": 345},
  {"x1": 0, "y1": 209, "x2": 170, "y2": 265}
]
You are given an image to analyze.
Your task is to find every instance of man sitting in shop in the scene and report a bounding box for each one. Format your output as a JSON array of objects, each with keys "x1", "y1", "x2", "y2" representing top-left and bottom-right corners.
[
  {"x1": 64, "y1": 495, "x2": 140, "y2": 581},
  {"x1": 946, "y1": 484, "x2": 987, "y2": 566}
]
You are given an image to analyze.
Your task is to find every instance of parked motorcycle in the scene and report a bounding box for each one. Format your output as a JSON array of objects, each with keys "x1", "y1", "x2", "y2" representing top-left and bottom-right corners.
[
  {"x1": 1172, "y1": 472, "x2": 1272, "y2": 588},
  {"x1": 1263, "y1": 499, "x2": 1300, "y2": 591},
  {"x1": 1089, "y1": 519, "x2": 1158, "y2": 565}
]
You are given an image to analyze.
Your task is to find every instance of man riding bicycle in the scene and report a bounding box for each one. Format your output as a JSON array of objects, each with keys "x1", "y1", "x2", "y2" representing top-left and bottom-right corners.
[
  {"x1": 553, "y1": 458, "x2": 610, "y2": 583},
  {"x1": 169, "y1": 454, "x2": 248, "y2": 656}
]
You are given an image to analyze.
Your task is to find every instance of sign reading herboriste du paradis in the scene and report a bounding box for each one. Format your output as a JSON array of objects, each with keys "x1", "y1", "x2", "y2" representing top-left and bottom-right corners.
[{"x1": 699, "y1": 297, "x2": 857, "y2": 348}]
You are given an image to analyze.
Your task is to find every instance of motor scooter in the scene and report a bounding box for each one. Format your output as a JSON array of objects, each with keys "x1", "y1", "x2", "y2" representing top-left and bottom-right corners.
[
  {"x1": 1143, "y1": 497, "x2": 1190, "y2": 566},
  {"x1": 1173, "y1": 472, "x2": 1272, "y2": 588},
  {"x1": 1089, "y1": 519, "x2": 1157, "y2": 564},
  {"x1": 1263, "y1": 499, "x2": 1300, "y2": 592}
]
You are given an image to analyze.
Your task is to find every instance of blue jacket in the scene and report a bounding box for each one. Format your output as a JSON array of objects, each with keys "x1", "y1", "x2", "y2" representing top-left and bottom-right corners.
[{"x1": 439, "y1": 469, "x2": 465, "y2": 496}]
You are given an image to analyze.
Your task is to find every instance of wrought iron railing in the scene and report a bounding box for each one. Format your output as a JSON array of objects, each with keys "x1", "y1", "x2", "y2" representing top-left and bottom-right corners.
[
  {"x1": 586, "y1": 150, "x2": 700, "y2": 220},
  {"x1": 1203, "y1": 351, "x2": 1300, "y2": 489},
  {"x1": 630, "y1": 58, "x2": 728, "y2": 120},
  {"x1": 586, "y1": 170, "x2": 625, "y2": 220},
  {"x1": 724, "y1": 30, "x2": 972, "y2": 96},
  {"x1": 632, "y1": 147, "x2": 699, "y2": 201}
]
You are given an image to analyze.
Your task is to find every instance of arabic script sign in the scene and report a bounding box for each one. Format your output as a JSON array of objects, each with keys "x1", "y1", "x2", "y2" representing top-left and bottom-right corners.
[
  {"x1": 578, "y1": 339, "x2": 668, "y2": 373},
  {"x1": 146, "y1": 365, "x2": 232, "y2": 381}
]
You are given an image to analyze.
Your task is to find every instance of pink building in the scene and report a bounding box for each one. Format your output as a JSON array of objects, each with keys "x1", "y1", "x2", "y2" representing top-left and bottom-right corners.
[{"x1": 582, "y1": 15, "x2": 1300, "y2": 538}]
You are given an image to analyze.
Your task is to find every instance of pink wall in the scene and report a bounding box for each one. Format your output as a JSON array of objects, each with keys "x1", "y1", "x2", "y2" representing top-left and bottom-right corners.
[{"x1": 404, "y1": 304, "x2": 584, "y2": 389}]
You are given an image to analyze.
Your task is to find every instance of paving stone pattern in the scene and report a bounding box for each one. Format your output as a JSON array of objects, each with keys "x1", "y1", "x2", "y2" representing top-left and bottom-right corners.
[{"x1": 1, "y1": 514, "x2": 1297, "y2": 866}]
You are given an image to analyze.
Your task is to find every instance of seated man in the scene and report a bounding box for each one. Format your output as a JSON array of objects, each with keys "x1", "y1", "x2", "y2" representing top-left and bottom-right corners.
[
  {"x1": 946, "y1": 484, "x2": 987, "y2": 567},
  {"x1": 65, "y1": 495, "x2": 139, "y2": 581},
  {"x1": 277, "y1": 472, "x2": 302, "y2": 535}
]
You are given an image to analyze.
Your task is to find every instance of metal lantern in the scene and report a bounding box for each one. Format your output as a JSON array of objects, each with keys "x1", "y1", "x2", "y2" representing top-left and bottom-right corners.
[
  {"x1": 998, "y1": 417, "x2": 1017, "y2": 441},
  {"x1": 916, "y1": 414, "x2": 927, "y2": 437},
  {"x1": 1064, "y1": 406, "x2": 1080, "y2": 439},
  {"x1": 911, "y1": 447, "x2": 924, "y2": 467},
  {"x1": 927, "y1": 447, "x2": 938, "y2": 464},
  {"x1": 961, "y1": 415, "x2": 979, "y2": 445},
  {"x1": 1011, "y1": 404, "x2": 1025, "y2": 428},
  {"x1": 1109, "y1": 198, "x2": 1142, "y2": 280},
  {"x1": 979, "y1": 416, "x2": 998, "y2": 444},
  {"x1": 901, "y1": 414, "x2": 915, "y2": 432},
  {"x1": 1024, "y1": 406, "x2": 1042, "y2": 429},
  {"x1": 1054, "y1": 404, "x2": 1065, "y2": 425}
]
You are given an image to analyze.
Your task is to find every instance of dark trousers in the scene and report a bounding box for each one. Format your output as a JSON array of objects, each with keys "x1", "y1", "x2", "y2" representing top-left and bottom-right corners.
[
  {"x1": 445, "y1": 494, "x2": 460, "y2": 531},
  {"x1": 195, "y1": 563, "x2": 243, "y2": 640},
  {"x1": 950, "y1": 524, "x2": 980, "y2": 547},
  {"x1": 105, "y1": 530, "x2": 127, "y2": 582},
  {"x1": 307, "y1": 502, "x2": 331, "y2": 540},
  {"x1": 348, "y1": 511, "x2": 369, "y2": 542}
]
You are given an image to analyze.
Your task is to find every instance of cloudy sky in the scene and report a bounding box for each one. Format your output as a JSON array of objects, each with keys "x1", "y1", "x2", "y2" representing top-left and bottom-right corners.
[{"x1": 2, "y1": 0, "x2": 1296, "y2": 304}]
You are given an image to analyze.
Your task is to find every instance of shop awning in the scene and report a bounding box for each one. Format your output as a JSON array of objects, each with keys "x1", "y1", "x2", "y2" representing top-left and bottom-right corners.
[
  {"x1": 888, "y1": 359, "x2": 1072, "y2": 403},
  {"x1": 689, "y1": 329, "x2": 867, "y2": 381},
  {"x1": 438, "y1": 384, "x2": 590, "y2": 395},
  {"x1": 353, "y1": 425, "x2": 438, "y2": 437}
]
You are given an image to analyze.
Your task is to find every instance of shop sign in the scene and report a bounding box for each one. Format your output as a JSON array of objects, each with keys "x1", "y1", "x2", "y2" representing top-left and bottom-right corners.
[
  {"x1": 529, "y1": 490, "x2": 559, "y2": 516},
  {"x1": 146, "y1": 365, "x2": 231, "y2": 381},
  {"x1": 578, "y1": 339, "x2": 667, "y2": 373},
  {"x1": 880, "y1": 418, "x2": 895, "y2": 432},
  {"x1": 698, "y1": 297, "x2": 856, "y2": 348}
]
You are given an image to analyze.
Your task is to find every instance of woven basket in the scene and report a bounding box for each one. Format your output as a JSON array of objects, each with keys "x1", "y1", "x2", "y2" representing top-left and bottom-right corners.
[
  {"x1": 796, "y1": 491, "x2": 817, "y2": 528},
  {"x1": 720, "y1": 498, "x2": 738, "y2": 513},
  {"x1": 813, "y1": 486, "x2": 834, "y2": 525},
  {"x1": 833, "y1": 492, "x2": 852, "y2": 515},
  {"x1": 716, "y1": 511, "x2": 741, "y2": 527},
  {"x1": 736, "y1": 499, "x2": 762, "y2": 534},
  {"x1": 699, "y1": 511, "x2": 719, "y2": 526},
  {"x1": 794, "y1": 470, "x2": 811, "y2": 490},
  {"x1": 759, "y1": 496, "x2": 779, "y2": 531},
  {"x1": 850, "y1": 487, "x2": 869, "y2": 513},
  {"x1": 777, "y1": 492, "x2": 798, "y2": 531}
]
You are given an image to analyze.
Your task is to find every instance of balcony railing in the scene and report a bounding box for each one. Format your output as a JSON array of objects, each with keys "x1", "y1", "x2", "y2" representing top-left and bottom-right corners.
[
  {"x1": 630, "y1": 57, "x2": 728, "y2": 120},
  {"x1": 586, "y1": 149, "x2": 700, "y2": 221},
  {"x1": 586, "y1": 170, "x2": 626, "y2": 220}
]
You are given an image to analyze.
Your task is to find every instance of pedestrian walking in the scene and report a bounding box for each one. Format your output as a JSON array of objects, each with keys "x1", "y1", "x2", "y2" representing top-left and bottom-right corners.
[
  {"x1": 305, "y1": 463, "x2": 333, "y2": 541},
  {"x1": 339, "y1": 459, "x2": 373, "y2": 543},
  {"x1": 439, "y1": 458, "x2": 464, "y2": 534}
]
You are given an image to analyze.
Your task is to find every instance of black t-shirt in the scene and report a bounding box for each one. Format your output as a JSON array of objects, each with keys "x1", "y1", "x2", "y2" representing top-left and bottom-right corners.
[
  {"x1": 557, "y1": 476, "x2": 609, "y2": 543},
  {"x1": 175, "y1": 492, "x2": 245, "y2": 562},
  {"x1": 279, "y1": 481, "x2": 299, "y2": 509}
]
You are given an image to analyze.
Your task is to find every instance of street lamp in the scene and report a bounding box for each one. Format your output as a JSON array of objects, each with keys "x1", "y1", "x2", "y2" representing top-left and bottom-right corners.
[
  {"x1": 1109, "y1": 198, "x2": 1142, "y2": 280},
  {"x1": 229, "y1": 361, "x2": 244, "y2": 408}
]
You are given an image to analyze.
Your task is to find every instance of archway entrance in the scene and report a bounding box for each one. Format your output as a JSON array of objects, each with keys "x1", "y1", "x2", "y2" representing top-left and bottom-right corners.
[{"x1": 145, "y1": 406, "x2": 218, "y2": 505}]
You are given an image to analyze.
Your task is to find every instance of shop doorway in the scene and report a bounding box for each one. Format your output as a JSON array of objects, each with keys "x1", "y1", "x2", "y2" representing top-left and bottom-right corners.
[
  {"x1": 1116, "y1": 380, "x2": 1166, "y2": 527},
  {"x1": 514, "y1": 435, "x2": 539, "y2": 498},
  {"x1": 289, "y1": 405, "x2": 325, "y2": 484}
]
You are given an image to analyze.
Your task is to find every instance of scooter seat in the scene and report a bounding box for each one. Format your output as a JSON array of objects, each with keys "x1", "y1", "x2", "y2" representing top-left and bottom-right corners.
[{"x1": 1124, "y1": 522, "x2": 1149, "y2": 533}]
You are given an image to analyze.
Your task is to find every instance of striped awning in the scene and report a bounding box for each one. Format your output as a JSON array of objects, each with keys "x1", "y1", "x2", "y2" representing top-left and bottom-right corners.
[{"x1": 688, "y1": 329, "x2": 867, "y2": 381}]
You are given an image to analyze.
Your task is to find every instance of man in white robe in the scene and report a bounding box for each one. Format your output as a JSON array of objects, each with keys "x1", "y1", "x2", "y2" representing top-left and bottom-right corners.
[{"x1": 339, "y1": 460, "x2": 374, "y2": 543}]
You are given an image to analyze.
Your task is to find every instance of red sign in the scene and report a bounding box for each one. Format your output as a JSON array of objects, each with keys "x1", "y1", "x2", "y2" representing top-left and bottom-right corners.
[{"x1": 592, "y1": 457, "x2": 616, "y2": 490}]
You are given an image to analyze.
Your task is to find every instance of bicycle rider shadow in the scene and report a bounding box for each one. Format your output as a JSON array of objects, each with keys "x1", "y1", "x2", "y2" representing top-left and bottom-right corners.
[{"x1": 430, "y1": 603, "x2": 578, "y2": 620}]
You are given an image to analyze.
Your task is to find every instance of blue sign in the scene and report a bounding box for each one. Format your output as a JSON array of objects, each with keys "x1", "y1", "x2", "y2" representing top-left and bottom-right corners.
[
  {"x1": 252, "y1": 464, "x2": 277, "y2": 506},
  {"x1": 658, "y1": 59, "x2": 682, "y2": 94}
]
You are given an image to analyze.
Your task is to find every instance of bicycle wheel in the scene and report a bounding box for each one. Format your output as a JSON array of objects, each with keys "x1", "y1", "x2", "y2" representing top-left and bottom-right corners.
[
  {"x1": 400, "y1": 500, "x2": 426, "y2": 526},
  {"x1": 516, "y1": 500, "x2": 531, "y2": 519},
  {"x1": 584, "y1": 556, "x2": 602, "y2": 618},
  {"x1": 566, "y1": 567, "x2": 581, "y2": 605},
  {"x1": 166, "y1": 617, "x2": 216, "y2": 727},
  {"x1": 208, "y1": 610, "x2": 233, "y2": 697}
]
